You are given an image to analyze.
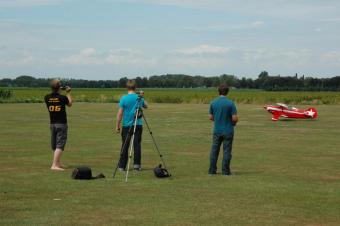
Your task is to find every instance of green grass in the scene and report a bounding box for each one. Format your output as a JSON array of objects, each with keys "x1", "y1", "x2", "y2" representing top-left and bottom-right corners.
[
  {"x1": 1, "y1": 103, "x2": 340, "y2": 226},
  {"x1": 2, "y1": 87, "x2": 340, "y2": 104}
]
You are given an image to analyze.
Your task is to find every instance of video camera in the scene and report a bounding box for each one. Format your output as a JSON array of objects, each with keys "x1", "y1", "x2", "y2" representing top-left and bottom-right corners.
[
  {"x1": 136, "y1": 90, "x2": 144, "y2": 98},
  {"x1": 60, "y1": 86, "x2": 72, "y2": 92}
]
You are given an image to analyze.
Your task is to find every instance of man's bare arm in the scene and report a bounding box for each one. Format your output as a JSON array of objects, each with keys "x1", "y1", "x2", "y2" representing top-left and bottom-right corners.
[
  {"x1": 66, "y1": 93, "x2": 72, "y2": 107},
  {"x1": 116, "y1": 108, "x2": 123, "y2": 133},
  {"x1": 232, "y1": 114, "x2": 238, "y2": 126},
  {"x1": 209, "y1": 114, "x2": 214, "y2": 121}
]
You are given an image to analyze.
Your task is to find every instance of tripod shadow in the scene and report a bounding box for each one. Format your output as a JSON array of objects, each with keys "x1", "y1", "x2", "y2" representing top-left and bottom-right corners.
[
  {"x1": 139, "y1": 167, "x2": 154, "y2": 171},
  {"x1": 231, "y1": 170, "x2": 264, "y2": 176},
  {"x1": 121, "y1": 167, "x2": 154, "y2": 172}
]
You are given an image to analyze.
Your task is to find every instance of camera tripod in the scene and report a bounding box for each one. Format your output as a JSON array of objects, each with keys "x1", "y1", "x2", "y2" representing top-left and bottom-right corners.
[{"x1": 112, "y1": 97, "x2": 170, "y2": 182}]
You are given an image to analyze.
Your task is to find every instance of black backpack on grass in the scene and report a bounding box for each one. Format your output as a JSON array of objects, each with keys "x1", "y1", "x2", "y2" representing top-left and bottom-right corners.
[
  {"x1": 71, "y1": 166, "x2": 105, "y2": 180},
  {"x1": 153, "y1": 164, "x2": 171, "y2": 178}
]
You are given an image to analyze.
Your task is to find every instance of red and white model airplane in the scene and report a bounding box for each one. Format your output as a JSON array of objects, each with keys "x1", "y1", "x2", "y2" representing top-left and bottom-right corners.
[{"x1": 264, "y1": 103, "x2": 318, "y2": 121}]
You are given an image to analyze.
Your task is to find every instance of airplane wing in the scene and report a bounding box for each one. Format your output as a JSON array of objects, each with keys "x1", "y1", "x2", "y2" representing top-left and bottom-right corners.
[{"x1": 271, "y1": 112, "x2": 282, "y2": 121}]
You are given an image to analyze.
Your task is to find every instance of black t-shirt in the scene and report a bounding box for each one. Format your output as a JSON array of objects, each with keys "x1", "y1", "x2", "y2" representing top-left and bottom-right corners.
[{"x1": 44, "y1": 92, "x2": 69, "y2": 124}]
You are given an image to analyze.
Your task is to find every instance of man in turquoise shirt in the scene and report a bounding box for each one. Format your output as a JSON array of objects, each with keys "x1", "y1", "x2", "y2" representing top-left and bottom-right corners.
[
  {"x1": 209, "y1": 84, "x2": 238, "y2": 175},
  {"x1": 116, "y1": 80, "x2": 147, "y2": 171}
]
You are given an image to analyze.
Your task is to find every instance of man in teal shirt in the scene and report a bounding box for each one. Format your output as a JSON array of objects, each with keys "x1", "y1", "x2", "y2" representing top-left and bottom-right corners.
[
  {"x1": 116, "y1": 80, "x2": 147, "y2": 171},
  {"x1": 209, "y1": 84, "x2": 238, "y2": 175}
]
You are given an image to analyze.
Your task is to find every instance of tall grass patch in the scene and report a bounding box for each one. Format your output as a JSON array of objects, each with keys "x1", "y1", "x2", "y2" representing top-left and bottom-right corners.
[{"x1": 1, "y1": 87, "x2": 340, "y2": 104}]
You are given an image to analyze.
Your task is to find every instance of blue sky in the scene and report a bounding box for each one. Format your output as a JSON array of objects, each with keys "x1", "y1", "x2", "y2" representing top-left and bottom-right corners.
[{"x1": 0, "y1": 0, "x2": 339, "y2": 79}]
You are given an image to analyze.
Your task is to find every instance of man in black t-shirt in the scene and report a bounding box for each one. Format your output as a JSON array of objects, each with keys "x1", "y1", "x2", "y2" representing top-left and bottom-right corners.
[{"x1": 44, "y1": 79, "x2": 72, "y2": 171}]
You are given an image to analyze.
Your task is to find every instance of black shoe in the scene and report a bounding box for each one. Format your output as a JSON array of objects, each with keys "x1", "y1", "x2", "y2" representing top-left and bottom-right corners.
[
  {"x1": 222, "y1": 172, "x2": 232, "y2": 176},
  {"x1": 208, "y1": 171, "x2": 216, "y2": 175}
]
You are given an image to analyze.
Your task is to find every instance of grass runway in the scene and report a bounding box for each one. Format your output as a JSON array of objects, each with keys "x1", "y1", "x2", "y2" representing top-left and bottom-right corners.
[{"x1": 1, "y1": 103, "x2": 340, "y2": 225}]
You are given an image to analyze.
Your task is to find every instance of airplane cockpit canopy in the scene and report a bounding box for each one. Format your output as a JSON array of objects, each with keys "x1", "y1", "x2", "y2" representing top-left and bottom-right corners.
[{"x1": 276, "y1": 103, "x2": 297, "y2": 110}]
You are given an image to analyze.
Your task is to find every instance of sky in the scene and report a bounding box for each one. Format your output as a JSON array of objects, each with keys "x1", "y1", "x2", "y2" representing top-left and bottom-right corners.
[{"x1": 0, "y1": 0, "x2": 340, "y2": 79}]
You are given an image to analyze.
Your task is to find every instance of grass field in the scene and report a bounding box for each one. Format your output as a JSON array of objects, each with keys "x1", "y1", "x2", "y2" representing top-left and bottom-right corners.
[
  {"x1": 2, "y1": 87, "x2": 340, "y2": 104},
  {"x1": 1, "y1": 102, "x2": 340, "y2": 226}
]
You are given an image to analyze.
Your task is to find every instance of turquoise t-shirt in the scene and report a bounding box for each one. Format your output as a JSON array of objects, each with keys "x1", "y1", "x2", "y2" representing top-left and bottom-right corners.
[
  {"x1": 119, "y1": 93, "x2": 145, "y2": 127},
  {"x1": 209, "y1": 96, "x2": 237, "y2": 135}
]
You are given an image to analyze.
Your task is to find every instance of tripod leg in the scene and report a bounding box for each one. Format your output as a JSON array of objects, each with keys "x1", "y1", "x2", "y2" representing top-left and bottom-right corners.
[
  {"x1": 125, "y1": 108, "x2": 140, "y2": 182},
  {"x1": 142, "y1": 114, "x2": 169, "y2": 171},
  {"x1": 125, "y1": 134, "x2": 135, "y2": 182}
]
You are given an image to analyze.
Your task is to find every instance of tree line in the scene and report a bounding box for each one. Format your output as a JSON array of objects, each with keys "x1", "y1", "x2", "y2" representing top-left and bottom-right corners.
[{"x1": 1, "y1": 72, "x2": 340, "y2": 91}]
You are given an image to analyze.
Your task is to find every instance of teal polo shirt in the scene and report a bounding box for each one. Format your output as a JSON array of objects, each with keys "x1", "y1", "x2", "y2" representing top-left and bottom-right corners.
[
  {"x1": 119, "y1": 93, "x2": 145, "y2": 127},
  {"x1": 209, "y1": 96, "x2": 237, "y2": 135}
]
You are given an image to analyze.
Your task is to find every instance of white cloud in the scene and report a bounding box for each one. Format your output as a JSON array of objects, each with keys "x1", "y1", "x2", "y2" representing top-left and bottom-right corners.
[
  {"x1": 79, "y1": 48, "x2": 97, "y2": 57},
  {"x1": 162, "y1": 44, "x2": 340, "y2": 76},
  {"x1": 61, "y1": 48, "x2": 156, "y2": 66},
  {"x1": 105, "y1": 49, "x2": 142, "y2": 64},
  {"x1": 251, "y1": 21, "x2": 264, "y2": 28},
  {"x1": 0, "y1": 53, "x2": 36, "y2": 66},
  {"x1": 165, "y1": 56, "x2": 229, "y2": 71},
  {"x1": 174, "y1": 44, "x2": 231, "y2": 55},
  {"x1": 60, "y1": 48, "x2": 102, "y2": 65},
  {"x1": 321, "y1": 51, "x2": 340, "y2": 64},
  {"x1": 2, "y1": 44, "x2": 340, "y2": 78}
]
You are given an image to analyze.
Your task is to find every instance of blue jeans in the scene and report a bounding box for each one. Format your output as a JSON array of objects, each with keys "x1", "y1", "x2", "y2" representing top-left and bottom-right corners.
[{"x1": 209, "y1": 133, "x2": 234, "y2": 175}]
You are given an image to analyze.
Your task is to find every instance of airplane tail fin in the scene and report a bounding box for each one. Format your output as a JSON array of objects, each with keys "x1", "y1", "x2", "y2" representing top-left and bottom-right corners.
[{"x1": 306, "y1": 107, "x2": 318, "y2": 119}]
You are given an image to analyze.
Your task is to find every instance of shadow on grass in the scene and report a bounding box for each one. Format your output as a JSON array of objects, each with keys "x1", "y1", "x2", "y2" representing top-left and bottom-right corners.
[
  {"x1": 232, "y1": 170, "x2": 265, "y2": 176},
  {"x1": 279, "y1": 118, "x2": 318, "y2": 122}
]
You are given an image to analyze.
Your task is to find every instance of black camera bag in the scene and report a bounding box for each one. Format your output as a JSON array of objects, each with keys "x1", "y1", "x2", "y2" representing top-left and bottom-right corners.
[
  {"x1": 153, "y1": 164, "x2": 171, "y2": 178},
  {"x1": 71, "y1": 166, "x2": 105, "y2": 180}
]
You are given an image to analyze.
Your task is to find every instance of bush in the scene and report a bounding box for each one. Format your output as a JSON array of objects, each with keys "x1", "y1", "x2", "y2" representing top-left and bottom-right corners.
[{"x1": 0, "y1": 89, "x2": 12, "y2": 99}]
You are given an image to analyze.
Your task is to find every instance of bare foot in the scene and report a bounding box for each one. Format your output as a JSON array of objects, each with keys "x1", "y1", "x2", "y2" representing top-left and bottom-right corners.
[{"x1": 51, "y1": 166, "x2": 65, "y2": 171}]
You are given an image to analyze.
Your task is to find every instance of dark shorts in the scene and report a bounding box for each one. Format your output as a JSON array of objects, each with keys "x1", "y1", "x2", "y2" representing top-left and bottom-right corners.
[{"x1": 50, "y1": 124, "x2": 68, "y2": 151}]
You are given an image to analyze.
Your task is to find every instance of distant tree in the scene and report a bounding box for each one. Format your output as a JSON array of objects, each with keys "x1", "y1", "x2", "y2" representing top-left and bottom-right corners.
[
  {"x1": 258, "y1": 71, "x2": 269, "y2": 79},
  {"x1": 1, "y1": 73, "x2": 340, "y2": 91},
  {"x1": 0, "y1": 78, "x2": 13, "y2": 87},
  {"x1": 14, "y1": 75, "x2": 36, "y2": 87},
  {"x1": 255, "y1": 71, "x2": 269, "y2": 89},
  {"x1": 118, "y1": 77, "x2": 128, "y2": 88},
  {"x1": 219, "y1": 74, "x2": 239, "y2": 88}
]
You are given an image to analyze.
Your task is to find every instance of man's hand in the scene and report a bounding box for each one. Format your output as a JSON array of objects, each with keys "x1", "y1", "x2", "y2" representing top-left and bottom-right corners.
[
  {"x1": 116, "y1": 123, "x2": 120, "y2": 133},
  {"x1": 65, "y1": 86, "x2": 72, "y2": 93},
  {"x1": 116, "y1": 107, "x2": 123, "y2": 134},
  {"x1": 232, "y1": 115, "x2": 238, "y2": 126}
]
